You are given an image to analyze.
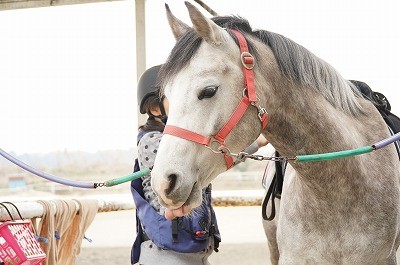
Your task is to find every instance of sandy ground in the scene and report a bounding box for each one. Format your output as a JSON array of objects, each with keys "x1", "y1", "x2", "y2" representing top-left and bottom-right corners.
[
  {"x1": 76, "y1": 206, "x2": 270, "y2": 265},
  {"x1": 75, "y1": 205, "x2": 400, "y2": 265}
]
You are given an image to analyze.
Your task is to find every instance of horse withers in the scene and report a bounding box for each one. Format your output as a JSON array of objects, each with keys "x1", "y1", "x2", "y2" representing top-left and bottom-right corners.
[{"x1": 151, "y1": 2, "x2": 400, "y2": 264}]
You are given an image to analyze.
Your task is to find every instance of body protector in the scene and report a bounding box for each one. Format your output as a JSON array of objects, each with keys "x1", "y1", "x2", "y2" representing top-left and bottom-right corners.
[{"x1": 130, "y1": 130, "x2": 220, "y2": 264}]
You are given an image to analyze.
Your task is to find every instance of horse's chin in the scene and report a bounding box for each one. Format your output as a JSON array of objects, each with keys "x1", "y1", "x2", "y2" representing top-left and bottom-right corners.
[
  {"x1": 162, "y1": 172, "x2": 218, "y2": 220},
  {"x1": 163, "y1": 183, "x2": 202, "y2": 220}
]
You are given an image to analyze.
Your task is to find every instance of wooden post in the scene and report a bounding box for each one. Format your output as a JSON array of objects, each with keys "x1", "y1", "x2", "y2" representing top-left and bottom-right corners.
[
  {"x1": 135, "y1": 0, "x2": 146, "y2": 80},
  {"x1": 135, "y1": 0, "x2": 148, "y2": 128}
]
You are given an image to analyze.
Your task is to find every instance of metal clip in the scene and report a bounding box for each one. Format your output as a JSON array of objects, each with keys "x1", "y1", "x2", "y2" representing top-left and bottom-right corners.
[
  {"x1": 235, "y1": 152, "x2": 248, "y2": 163},
  {"x1": 251, "y1": 100, "x2": 267, "y2": 121},
  {"x1": 217, "y1": 146, "x2": 231, "y2": 156},
  {"x1": 94, "y1": 182, "x2": 105, "y2": 188}
]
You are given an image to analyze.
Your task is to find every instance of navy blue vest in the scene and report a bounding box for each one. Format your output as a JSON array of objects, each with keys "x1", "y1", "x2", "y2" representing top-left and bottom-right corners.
[{"x1": 130, "y1": 130, "x2": 220, "y2": 264}]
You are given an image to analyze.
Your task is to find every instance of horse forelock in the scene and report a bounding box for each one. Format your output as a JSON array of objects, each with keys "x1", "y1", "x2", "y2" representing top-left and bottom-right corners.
[
  {"x1": 159, "y1": 15, "x2": 363, "y2": 116},
  {"x1": 158, "y1": 29, "x2": 202, "y2": 97}
]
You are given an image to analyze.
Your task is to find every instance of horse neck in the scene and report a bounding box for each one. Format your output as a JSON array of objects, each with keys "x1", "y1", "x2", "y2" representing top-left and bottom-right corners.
[
  {"x1": 249, "y1": 36, "x2": 365, "y2": 159},
  {"x1": 260, "y1": 77, "x2": 377, "y2": 188},
  {"x1": 264, "y1": 82, "x2": 357, "y2": 152},
  {"x1": 248, "y1": 36, "x2": 396, "y2": 201}
]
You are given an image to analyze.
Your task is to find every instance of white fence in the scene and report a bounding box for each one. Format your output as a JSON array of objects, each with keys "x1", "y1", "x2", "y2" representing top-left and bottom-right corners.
[{"x1": 0, "y1": 190, "x2": 265, "y2": 222}]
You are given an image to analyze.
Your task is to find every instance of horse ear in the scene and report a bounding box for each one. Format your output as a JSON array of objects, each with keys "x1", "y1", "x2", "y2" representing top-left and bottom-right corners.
[
  {"x1": 184, "y1": 1, "x2": 226, "y2": 46},
  {"x1": 165, "y1": 3, "x2": 191, "y2": 40}
]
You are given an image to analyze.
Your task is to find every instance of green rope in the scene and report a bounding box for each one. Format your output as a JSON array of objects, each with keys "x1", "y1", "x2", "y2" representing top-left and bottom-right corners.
[
  {"x1": 103, "y1": 168, "x2": 151, "y2": 187},
  {"x1": 296, "y1": 146, "x2": 374, "y2": 162}
]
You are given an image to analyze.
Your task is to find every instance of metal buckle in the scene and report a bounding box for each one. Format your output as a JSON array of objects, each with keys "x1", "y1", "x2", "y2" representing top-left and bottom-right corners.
[
  {"x1": 257, "y1": 107, "x2": 267, "y2": 121},
  {"x1": 240, "y1": 52, "x2": 254, "y2": 70}
]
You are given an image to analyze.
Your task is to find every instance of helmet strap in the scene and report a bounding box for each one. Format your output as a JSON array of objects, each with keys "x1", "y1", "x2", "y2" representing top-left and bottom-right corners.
[{"x1": 159, "y1": 101, "x2": 168, "y2": 124}]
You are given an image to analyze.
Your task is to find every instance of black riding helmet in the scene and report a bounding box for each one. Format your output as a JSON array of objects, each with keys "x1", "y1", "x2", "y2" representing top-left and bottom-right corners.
[
  {"x1": 137, "y1": 65, "x2": 162, "y2": 114},
  {"x1": 137, "y1": 65, "x2": 167, "y2": 123}
]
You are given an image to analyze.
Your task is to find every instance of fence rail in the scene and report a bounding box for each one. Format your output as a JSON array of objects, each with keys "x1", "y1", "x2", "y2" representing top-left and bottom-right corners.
[
  {"x1": 0, "y1": 0, "x2": 122, "y2": 11},
  {"x1": 0, "y1": 190, "x2": 265, "y2": 221}
]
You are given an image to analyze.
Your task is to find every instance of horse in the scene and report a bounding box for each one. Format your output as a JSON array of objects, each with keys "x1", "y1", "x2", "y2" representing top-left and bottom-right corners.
[{"x1": 150, "y1": 2, "x2": 400, "y2": 264}]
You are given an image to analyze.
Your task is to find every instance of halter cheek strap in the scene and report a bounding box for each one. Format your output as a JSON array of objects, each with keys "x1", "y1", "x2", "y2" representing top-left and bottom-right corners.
[{"x1": 164, "y1": 30, "x2": 269, "y2": 169}]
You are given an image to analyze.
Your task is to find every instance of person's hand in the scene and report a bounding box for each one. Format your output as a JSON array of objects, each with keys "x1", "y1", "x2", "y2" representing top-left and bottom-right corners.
[{"x1": 256, "y1": 134, "x2": 268, "y2": 148}]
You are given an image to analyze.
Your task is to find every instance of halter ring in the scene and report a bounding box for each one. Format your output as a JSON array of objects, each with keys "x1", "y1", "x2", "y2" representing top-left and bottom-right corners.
[{"x1": 204, "y1": 139, "x2": 225, "y2": 154}]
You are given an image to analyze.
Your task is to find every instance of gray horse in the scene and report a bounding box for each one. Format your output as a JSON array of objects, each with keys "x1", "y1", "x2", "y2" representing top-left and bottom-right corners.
[{"x1": 151, "y1": 2, "x2": 400, "y2": 264}]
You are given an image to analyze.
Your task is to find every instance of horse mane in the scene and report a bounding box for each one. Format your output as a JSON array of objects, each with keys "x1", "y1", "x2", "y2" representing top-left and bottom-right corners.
[{"x1": 159, "y1": 16, "x2": 363, "y2": 116}]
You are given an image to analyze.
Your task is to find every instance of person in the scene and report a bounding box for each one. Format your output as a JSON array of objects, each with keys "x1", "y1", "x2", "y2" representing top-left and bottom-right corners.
[{"x1": 130, "y1": 65, "x2": 220, "y2": 265}]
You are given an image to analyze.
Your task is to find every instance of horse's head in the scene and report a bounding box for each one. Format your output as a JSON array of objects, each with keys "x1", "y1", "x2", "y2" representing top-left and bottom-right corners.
[{"x1": 151, "y1": 2, "x2": 267, "y2": 218}]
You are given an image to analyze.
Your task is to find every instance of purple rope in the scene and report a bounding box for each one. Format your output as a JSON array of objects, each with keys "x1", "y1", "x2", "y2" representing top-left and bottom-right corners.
[
  {"x1": 373, "y1": 132, "x2": 400, "y2": 150},
  {"x1": 0, "y1": 148, "x2": 96, "y2": 189}
]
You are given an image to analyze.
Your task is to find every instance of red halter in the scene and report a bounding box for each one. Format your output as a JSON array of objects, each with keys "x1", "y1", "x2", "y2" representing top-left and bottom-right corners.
[{"x1": 164, "y1": 30, "x2": 269, "y2": 169}]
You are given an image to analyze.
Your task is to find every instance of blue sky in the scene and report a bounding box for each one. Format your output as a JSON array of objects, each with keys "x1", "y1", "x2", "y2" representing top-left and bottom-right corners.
[{"x1": 0, "y1": 0, "x2": 399, "y2": 154}]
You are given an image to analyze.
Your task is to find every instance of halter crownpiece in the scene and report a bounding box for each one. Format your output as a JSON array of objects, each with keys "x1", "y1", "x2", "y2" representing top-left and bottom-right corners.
[{"x1": 163, "y1": 30, "x2": 269, "y2": 169}]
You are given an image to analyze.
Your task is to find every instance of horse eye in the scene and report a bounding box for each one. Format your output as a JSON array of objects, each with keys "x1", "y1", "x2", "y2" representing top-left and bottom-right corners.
[{"x1": 198, "y1": 86, "x2": 219, "y2": 100}]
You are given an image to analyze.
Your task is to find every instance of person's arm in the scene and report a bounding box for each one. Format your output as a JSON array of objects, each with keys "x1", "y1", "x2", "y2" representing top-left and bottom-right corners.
[
  {"x1": 243, "y1": 134, "x2": 269, "y2": 154},
  {"x1": 137, "y1": 132, "x2": 164, "y2": 213}
]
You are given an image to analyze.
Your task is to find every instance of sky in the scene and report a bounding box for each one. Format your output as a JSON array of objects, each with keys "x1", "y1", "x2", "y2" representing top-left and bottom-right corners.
[{"x1": 0, "y1": 0, "x2": 399, "y2": 154}]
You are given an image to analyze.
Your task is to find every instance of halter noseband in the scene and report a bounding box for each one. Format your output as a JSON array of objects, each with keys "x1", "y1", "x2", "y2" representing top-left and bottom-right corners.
[{"x1": 164, "y1": 30, "x2": 269, "y2": 169}]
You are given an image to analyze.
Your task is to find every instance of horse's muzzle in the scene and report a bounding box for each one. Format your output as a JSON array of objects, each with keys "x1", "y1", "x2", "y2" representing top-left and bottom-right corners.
[{"x1": 152, "y1": 171, "x2": 188, "y2": 205}]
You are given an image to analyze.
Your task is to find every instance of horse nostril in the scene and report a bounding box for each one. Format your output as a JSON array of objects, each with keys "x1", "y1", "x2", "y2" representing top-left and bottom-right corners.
[{"x1": 165, "y1": 174, "x2": 178, "y2": 195}]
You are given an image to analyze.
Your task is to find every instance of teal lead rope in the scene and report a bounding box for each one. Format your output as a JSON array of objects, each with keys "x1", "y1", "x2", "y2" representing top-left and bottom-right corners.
[
  {"x1": 102, "y1": 168, "x2": 151, "y2": 187},
  {"x1": 296, "y1": 146, "x2": 374, "y2": 162},
  {"x1": 231, "y1": 132, "x2": 400, "y2": 163},
  {"x1": 296, "y1": 132, "x2": 400, "y2": 162}
]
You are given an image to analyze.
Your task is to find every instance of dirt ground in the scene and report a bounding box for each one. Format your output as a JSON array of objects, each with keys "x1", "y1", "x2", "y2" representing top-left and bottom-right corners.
[
  {"x1": 76, "y1": 244, "x2": 268, "y2": 265},
  {"x1": 75, "y1": 206, "x2": 270, "y2": 265},
  {"x1": 75, "y1": 205, "x2": 400, "y2": 265}
]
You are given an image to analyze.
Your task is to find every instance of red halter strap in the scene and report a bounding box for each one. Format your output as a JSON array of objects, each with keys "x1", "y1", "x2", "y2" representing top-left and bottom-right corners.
[{"x1": 164, "y1": 30, "x2": 269, "y2": 169}]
